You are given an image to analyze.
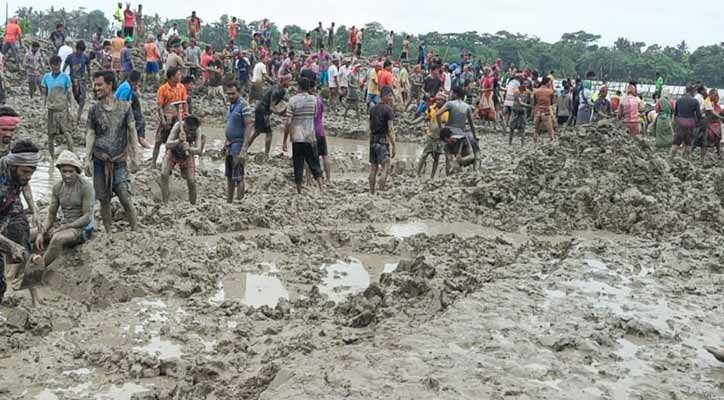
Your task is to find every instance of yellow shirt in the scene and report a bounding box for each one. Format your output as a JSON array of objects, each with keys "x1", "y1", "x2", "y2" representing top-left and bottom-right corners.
[
  {"x1": 426, "y1": 104, "x2": 448, "y2": 138},
  {"x1": 367, "y1": 69, "x2": 380, "y2": 96}
]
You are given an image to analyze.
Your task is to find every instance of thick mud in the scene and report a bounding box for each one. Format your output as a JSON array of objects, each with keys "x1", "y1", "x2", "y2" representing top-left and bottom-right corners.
[{"x1": 1, "y1": 86, "x2": 724, "y2": 400}]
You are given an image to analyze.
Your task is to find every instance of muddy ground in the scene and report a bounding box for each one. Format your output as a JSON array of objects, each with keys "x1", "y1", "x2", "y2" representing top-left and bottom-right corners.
[{"x1": 1, "y1": 86, "x2": 724, "y2": 400}]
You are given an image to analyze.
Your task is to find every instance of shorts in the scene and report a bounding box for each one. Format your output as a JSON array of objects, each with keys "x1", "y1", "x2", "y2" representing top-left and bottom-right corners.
[
  {"x1": 316, "y1": 136, "x2": 329, "y2": 157},
  {"x1": 478, "y1": 107, "x2": 496, "y2": 121},
  {"x1": 292, "y1": 142, "x2": 322, "y2": 184},
  {"x1": 72, "y1": 79, "x2": 87, "y2": 105},
  {"x1": 254, "y1": 108, "x2": 272, "y2": 133},
  {"x1": 369, "y1": 142, "x2": 389, "y2": 165},
  {"x1": 400, "y1": 51, "x2": 408, "y2": 60},
  {"x1": 674, "y1": 117, "x2": 696, "y2": 146},
  {"x1": 145, "y1": 61, "x2": 159, "y2": 74},
  {"x1": 420, "y1": 135, "x2": 443, "y2": 158},
  {"x1": 250, "y1": 81, "x2": 263, "y2": 101},
  {"x1": 557, "y1": 116, "x2": 569, "y2": 125},
  {"x1": 319, "y1": 70, "x2": 329, "y2": 86},
  {"x1": 366, "y1": 94, "x2": 380, "y2": 105},
  {"x1": 164, "y1": 150, "x2": 196, "y2": 178},
  {"x1": 225, "y1": 142, "x2": 245, "y2": 183},
  {"x1": 123, "y1": 27, "x2": 134, "y2": 38},
  {"x1": 92, "y1": 158, "x2": 131, "y2": 202},
  {"x1": 157, "y1": 117, "x2": 179, "y2": 144},
  {"x1": 534, "y1": 112, "x2": 553, "y2": 133},
  {"x1": 48, "y1": 110, "x2": 70, "y2": 136},
  {"x1": 329, "y1": 87, "x2": 339, "y2": 98}
]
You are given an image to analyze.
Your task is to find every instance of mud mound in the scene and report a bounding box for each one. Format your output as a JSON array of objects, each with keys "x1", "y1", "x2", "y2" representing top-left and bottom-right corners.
[{"x1": 472, "y1": 124, "x2": 724, "y2": 236}]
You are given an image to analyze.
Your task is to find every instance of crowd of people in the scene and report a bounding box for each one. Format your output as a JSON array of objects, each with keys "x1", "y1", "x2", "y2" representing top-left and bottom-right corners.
[{"x1": 0, "y1": 7, "x2": 721, "y2": 307}]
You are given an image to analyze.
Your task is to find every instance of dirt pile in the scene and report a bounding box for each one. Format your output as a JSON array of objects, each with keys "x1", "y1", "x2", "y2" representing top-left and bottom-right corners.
[{"x1": 469, "y1": 123, "x2": 724, "y2": 236}]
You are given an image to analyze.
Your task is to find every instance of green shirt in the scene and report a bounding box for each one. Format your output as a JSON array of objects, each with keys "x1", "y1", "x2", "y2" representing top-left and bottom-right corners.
[{"x1": 656, "y1": 76, "x2": 664, "y2": 92}]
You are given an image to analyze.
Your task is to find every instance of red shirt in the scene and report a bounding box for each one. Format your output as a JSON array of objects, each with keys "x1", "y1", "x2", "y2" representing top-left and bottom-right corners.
[
  {"x1": 378, "y1": 69, "x2": 393, "y2": 88},
  {"x1": 200, "y1": 52, "x2": 213, "y2": 81},
  {"x1": 123, "y1": 10, "x2": 135, "y2": 28},
  {"x1": 3, "y1": 22, "x2": 21, "y2": 44}
]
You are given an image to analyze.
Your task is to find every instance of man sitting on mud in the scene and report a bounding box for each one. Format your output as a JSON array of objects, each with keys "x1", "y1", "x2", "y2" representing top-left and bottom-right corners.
[
  {"x1": 435, "y1": 86, "x2": 479, "y2": 171},
  {"x1": 35, "y1": 151, "x2": 95, "y2": 270},
  {"x1": 0, "y1": 140, "x2": 42, "y2": 306},
  {"x1": 440, "y1": 127, "x2": 476, "y2": 174},
  {"x1": 161, "y1": 115, "x2": 206, "y2": 205}
]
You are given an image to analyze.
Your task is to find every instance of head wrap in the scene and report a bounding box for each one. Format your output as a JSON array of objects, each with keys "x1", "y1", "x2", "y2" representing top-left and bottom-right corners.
[
  {"x1": 0, "y1": 116, "x2": 21, "y2": 129},
  {"x1": 6, "y1": 151, "x2": 40, "y2": 167},
  {"x1": 55, "y1": 150, "x2": 83, "y2": 173}
]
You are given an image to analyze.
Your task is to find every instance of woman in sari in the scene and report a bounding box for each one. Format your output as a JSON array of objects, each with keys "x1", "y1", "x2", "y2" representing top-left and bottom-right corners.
[
  {"x1": 576, "y1": 79, "x2": 594, "y2": 125},
  {"x1": 702, "y1": 89, "x2": 724, "y2": 159},
  {"x1": 654, "y1": 88, "x2": 675, "y2": 149}
]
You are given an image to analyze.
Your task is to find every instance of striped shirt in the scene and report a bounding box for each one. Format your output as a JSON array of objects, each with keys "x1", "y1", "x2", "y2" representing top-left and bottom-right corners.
[{"x1": 287, "y1": 93, "x2": 317, "y2": 143}]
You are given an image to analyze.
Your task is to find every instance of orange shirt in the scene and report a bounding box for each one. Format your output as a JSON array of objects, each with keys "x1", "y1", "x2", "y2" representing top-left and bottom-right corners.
[
  {"x1": 377, "y1": 69, "x2": 393, "y2": 89},
  {"x1": 4, "y1": 22, "x2": 21, "y2": 44},
  {"x1": 144, "y1": 42, "x2": 159, "y2": 62},
  {"x1": 111, "y1": 37, "x2": 124, "y2": 58},
  {"x1": 228, "y1": 22, "x2": 237, "y2": 41},
  {"x1": 157, "y1": 82, "x2": 188, "y2": 116}
]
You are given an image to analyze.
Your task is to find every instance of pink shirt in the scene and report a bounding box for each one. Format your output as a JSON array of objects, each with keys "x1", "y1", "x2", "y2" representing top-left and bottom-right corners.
[
  {"x1": 621, "y1": 95, "x2": 640, "y2": 124},
  {"x1": 201, "y1": 52, "x2": 213, "y2": 81}
]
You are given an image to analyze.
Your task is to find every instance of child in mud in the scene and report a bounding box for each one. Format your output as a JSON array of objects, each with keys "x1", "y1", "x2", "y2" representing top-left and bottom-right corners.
[
  {"x1": 161, "y1": 115, "x2": 206, "y2": 205},
  {"x1": 440, "y1": 127, "x2": 476, "y2": 174},
  {"x1": 509, "y1": 79, "x2": 531, "y2": 146},
  {"x1": 417, "y1": 92, "x2": 448, "y2": 179}
]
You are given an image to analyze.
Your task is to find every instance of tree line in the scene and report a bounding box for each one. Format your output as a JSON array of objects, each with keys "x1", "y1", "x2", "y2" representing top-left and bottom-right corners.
[{"x1": 9, "y1": 7, "x2": 722, "y2": 87}]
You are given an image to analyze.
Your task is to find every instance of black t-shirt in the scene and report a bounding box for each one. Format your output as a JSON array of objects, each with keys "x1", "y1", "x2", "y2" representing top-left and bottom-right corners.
[
  {"x1": 424, "y1": 76, "x2": 442, "y2": 97},
  {"x1": 369, "y1": 103, "x2": 394, "y2": 144},
  {"x1": 255, "y1": 85, "x2": 287, "y2": 131},
  {"x1": 675, "y1": 95, "x2": 702, "y2": 119}
]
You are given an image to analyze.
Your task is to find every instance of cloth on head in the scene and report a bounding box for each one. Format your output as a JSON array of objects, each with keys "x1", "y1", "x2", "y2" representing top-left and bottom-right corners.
[
  {"x1": 0, "y1": 116, "x2": 21, "y2": 128},
  {"x1": 5, "y1": 151, "x2": 40, "y2": 167},
  {"x1": 55, "y1": 150, "x2": 83, "y2": 173}
]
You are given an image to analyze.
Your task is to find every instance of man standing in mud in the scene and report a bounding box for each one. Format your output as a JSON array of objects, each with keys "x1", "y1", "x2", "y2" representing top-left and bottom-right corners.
[
  {"x1": 41, "y1": 55, "x2": 74, "y2": 160},
  {"x1": 84, "y1": 70, "x2": 141, "y2": 234},
  {"x1": 63, "y1": 40, "x2": 91, "y2": 126},
  {"x1": 224, "y1": 81, "x2": 253, "y2": 203},
  {"x1": 282, "y1": 69, "x2": 325, "y2": 194},
  {"x1": 153, "y1": 67, "x2": 187, "y2": 167},
  {"x1": 0, "y1": 140, "x2": 42, "y2": 306},
  {"x1": 368, "y1": 86, "x2": 396, "y2": 194},
  {"x1": 161, "y1": 115, "x2": 205, "y2": 205},
  {"x1": 35, "y1": 150, "x2": 95, "y2": 270}
]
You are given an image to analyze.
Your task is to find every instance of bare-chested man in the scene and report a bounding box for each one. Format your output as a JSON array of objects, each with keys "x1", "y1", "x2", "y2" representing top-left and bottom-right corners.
[
  {"x1": 533, "y1": 76, "x2": 556, "y2": 143},
  {"x1": 35, "y1": 150, "x2": 95, "y2": 269},
  {"x1": 161, "y1": 115, "x2": 206, "y2": 205}
]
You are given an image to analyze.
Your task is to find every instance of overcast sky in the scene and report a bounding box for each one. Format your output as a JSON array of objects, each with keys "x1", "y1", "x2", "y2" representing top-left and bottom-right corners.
[{"x1": 10, "y1": 0, "x2": 712, "y2": 49}]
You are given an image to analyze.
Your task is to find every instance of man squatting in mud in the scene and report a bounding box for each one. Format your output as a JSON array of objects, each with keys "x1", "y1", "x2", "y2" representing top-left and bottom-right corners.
[
  {"x1": 435, "y1": 86, "x2": 479, "y2": 174},
  {"x1": 84, "y1": 70, "x2": 141, "y2": 234},
  {"x1": 0, "y1": 140, "x2": 43, "y2": 306}
]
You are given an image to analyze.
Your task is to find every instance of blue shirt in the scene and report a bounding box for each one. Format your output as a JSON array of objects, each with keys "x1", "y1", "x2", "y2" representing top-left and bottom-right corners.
[
  {"x1": 64, "y1": 52, "x2": 90, "y2": 80},
  {"x1": 120, "y1": 47, "x2": 133, "y2": 72},
  {"x1": 225, "y1": 98, "x2": 252, "y2": 142},
  {"x1": 41, "y1": 72, "x2": 71, "y2": 94},
  {"x1": 114, "y1": 81, "x2": 132, "y2": 101},
  {"x1": 237, "y1": 58, "x2": 250, "y2": 82}
]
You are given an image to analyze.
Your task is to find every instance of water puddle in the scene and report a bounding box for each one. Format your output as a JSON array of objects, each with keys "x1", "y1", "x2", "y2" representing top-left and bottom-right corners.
[
  {"x1": 61, "y1": 367, "x2": 94, "y2": 377},
  {"x1": 95, "y1": 383, "x2": 151, "y2": 400},
  {"x1": 319, "y1": 258, "x2": 371, "y2": 302},
  {"x1": 611, "y1": 338, "x2": 655, "y2": 399},
  {"x1": 210, "y1": 271, "x2": 289, "y2": 308},
  {"x1": 382, "y1": 221, "x2": 516, "y2": 240},
  {"x1": 133, "y1": 336, "x2": 182, "y2": 360},
  {"x1": 383, "y1": 262, "x2": 399, "y2": 273}
]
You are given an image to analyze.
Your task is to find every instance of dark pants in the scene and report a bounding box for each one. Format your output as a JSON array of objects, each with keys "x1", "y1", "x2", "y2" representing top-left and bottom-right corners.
[
  {"x1": 0, "y1": 212, "x2": 31, "y2": 303},
  {"x1": 292, "y1": 142, "x2": 322, "y2": 184}
]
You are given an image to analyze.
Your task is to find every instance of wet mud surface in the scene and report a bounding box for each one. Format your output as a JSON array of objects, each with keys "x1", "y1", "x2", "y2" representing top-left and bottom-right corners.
[{"x1": 1, "y1": 88, "x2": 724, "y2": 399}]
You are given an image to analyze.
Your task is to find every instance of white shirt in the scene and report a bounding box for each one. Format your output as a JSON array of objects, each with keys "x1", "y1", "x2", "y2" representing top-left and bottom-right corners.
[
  {"x1": 252, "y1": 62, "x2": 267, "y2": 83},
  {"x1": 338, "y1": 65, "x2": 349, "y2": 87},
  {"x1": 443, "y1": 72, "x2": 452, "y2": 92},
  {"x1": 328, "y1": 64, "x2": 339, "y2": 88},
  {"x1": 58, "y1": 45, "x2": 73, "y2": 72},
  {"x1": 168, "y1": 27, "x2": 180, "y2": 39},
  {"x1": 386, "y1": 33, "x2": 394, "y2": 45},
  {"x1": 695, "y1": 93, "x2": 705, "y2": 111}
]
